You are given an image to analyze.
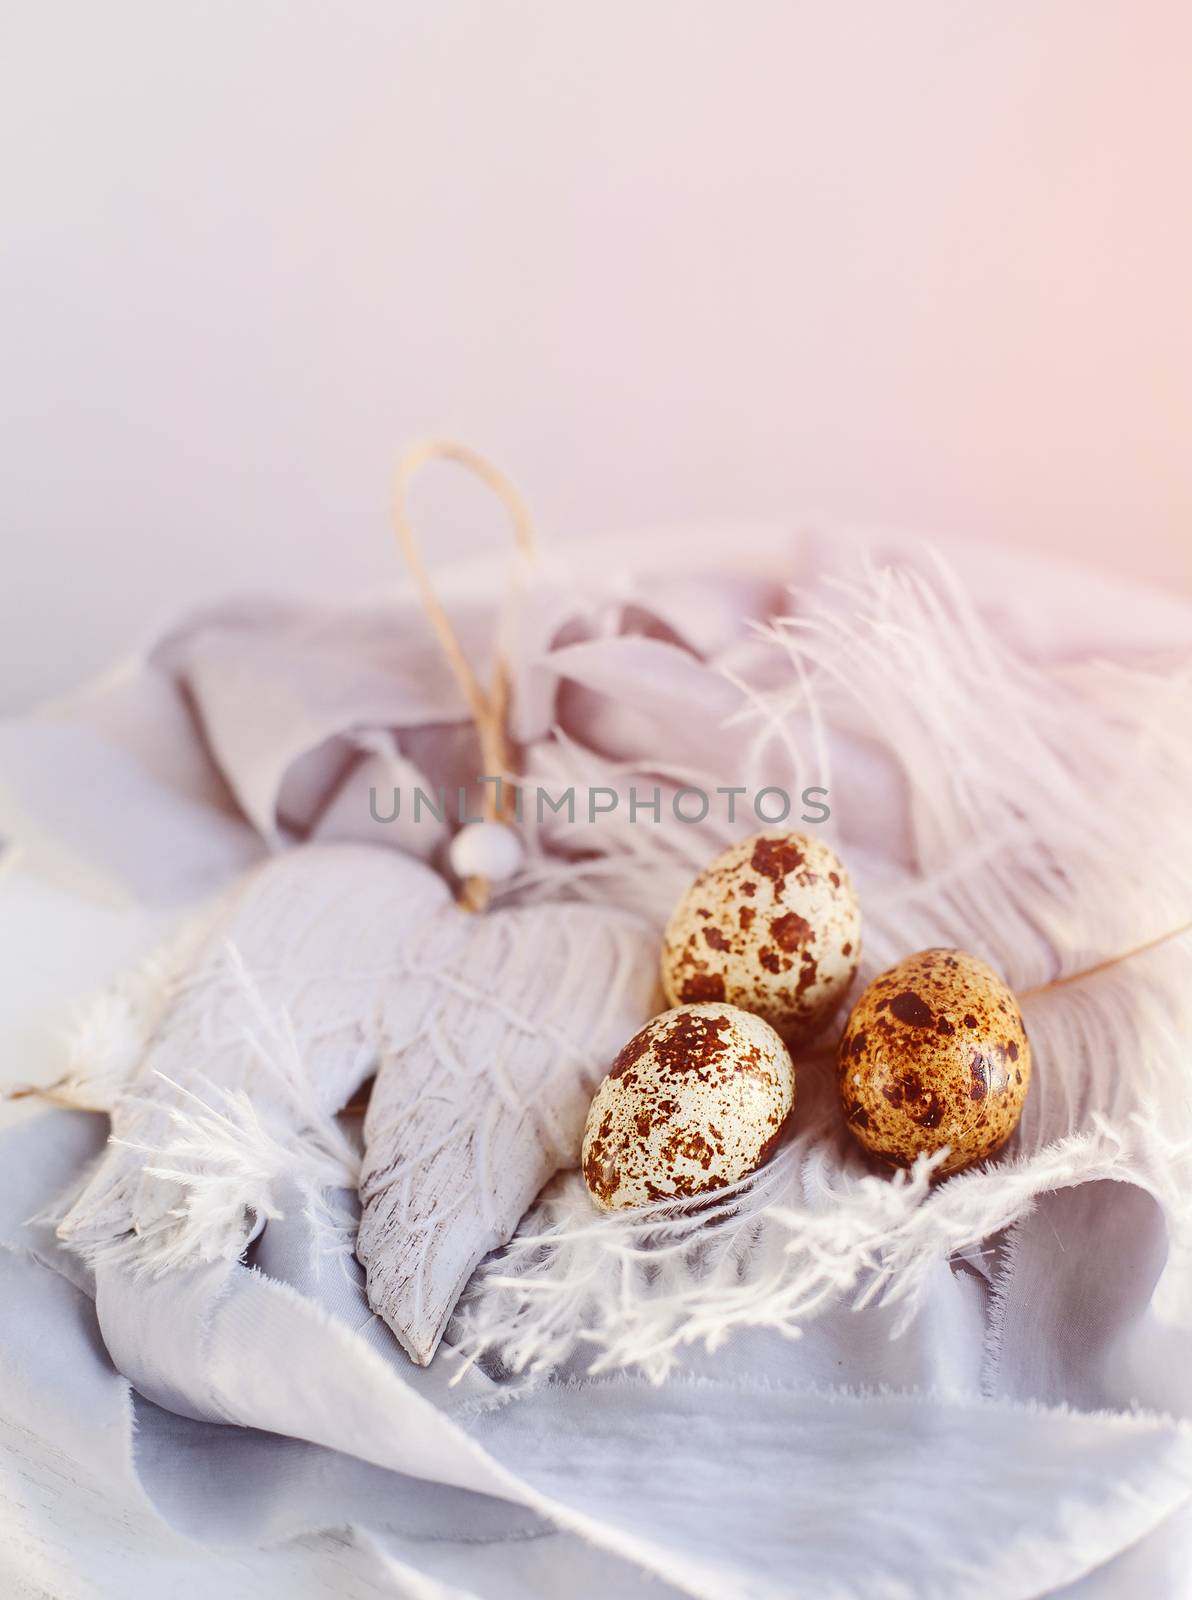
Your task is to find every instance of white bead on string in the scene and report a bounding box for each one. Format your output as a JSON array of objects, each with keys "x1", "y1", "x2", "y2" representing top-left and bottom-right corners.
[{"x1": 448, "y1": 820, "x2": 525, "y2": 885}]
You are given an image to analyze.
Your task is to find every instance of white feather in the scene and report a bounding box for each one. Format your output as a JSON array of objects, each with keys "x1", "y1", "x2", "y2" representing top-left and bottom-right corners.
[
  {"x1": 450, "y1": 555, "x2": 1192, "y2": 1379},
  {"x1": 67, "y1": 945, "x2": 362, "y2": 1278},
  {"x1": 17, "y1": 900, "x2": 224, "y2": 1111}
]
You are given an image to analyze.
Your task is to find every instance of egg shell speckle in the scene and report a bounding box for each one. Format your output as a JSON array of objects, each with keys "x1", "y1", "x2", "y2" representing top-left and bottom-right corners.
[
  {"x1": 660, "y1": 832, "x2": 861, "y2": 1046},
  {"x1": 838, "y1": 948, "x2": 1031, "y2": 1177},
  {"x1": 582, "y1": 1002, "x2": 795, "y2": 1211}
]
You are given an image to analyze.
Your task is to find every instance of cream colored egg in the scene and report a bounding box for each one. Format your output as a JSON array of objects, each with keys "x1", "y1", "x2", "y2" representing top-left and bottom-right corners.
[
  {"x1": 660, "y1": 832, "x2": 861, "y2": 1046},
  {"x1": 582, "y1": 1002, "x2": 795, "y2": 1211},
  {"x1": 838, "y1": 948, "x2": 1031, "y2": 1177}
]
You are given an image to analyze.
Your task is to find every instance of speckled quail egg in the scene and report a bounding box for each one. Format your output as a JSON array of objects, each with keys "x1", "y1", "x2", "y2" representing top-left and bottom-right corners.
[
  {"x1": 582, "y1": 1003, "x2": 795, "y2": 1210},
  {"x1": 660, "y1": 832, "x2": 861, "y2": 1046},
  {"x1": 838, "y1": 948, "x2": 1031, "y2": 1177}
]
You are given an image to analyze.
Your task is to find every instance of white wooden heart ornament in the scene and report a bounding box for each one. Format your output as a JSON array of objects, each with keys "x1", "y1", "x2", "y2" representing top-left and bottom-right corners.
[
  {"x1": 57, "y1": 443, "x2": 658, "y2": 1366},
  {"x1": 57, "y1": 842, "x2": 657, "y2": 1364}
]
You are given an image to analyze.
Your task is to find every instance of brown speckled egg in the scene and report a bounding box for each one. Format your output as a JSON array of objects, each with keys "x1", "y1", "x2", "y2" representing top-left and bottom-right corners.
[
  {"x1": 582, "y1": 1003, "x2": 795, "y2": 1211},
  {"x1": 660, "y1": 832, "x2": 861, "y2": 1046},
  {"x1": 838, "y1": 948, "x2": 1030, "y2": 1177}
]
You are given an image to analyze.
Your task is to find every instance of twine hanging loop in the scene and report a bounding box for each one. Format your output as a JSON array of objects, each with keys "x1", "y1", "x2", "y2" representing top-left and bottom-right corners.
[{"x1": 392, "y1": 439, "x2": 536, "y2": 910}]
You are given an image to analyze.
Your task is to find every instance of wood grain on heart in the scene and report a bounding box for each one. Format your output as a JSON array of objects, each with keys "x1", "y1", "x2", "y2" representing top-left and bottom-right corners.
[
  {"x1": 355, "y1": 882, "x2": 657, "y2": 1363},
  {"x1": 56, "y1": 844, "x2": 656, "y2": 1365}
]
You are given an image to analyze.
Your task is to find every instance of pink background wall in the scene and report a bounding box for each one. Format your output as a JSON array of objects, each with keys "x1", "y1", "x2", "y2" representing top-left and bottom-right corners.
[{"x1": 4, "y1": 2, "x2": 1191, "y2": 708}]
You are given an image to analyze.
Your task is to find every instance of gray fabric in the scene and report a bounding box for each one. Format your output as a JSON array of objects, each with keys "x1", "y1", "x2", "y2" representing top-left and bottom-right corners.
[
  {"x1": 3, "y1": 528, "x2": 1192, "y2": 1597},
  {"x1": 5, "y1": 1110, "x2": 1192, "y2": 1599}
]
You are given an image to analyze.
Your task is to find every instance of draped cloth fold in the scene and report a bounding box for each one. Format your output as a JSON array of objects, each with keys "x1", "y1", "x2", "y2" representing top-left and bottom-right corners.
[{"x1": 2, "y1": 525, "x2": 1191, "y2": 1598}]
